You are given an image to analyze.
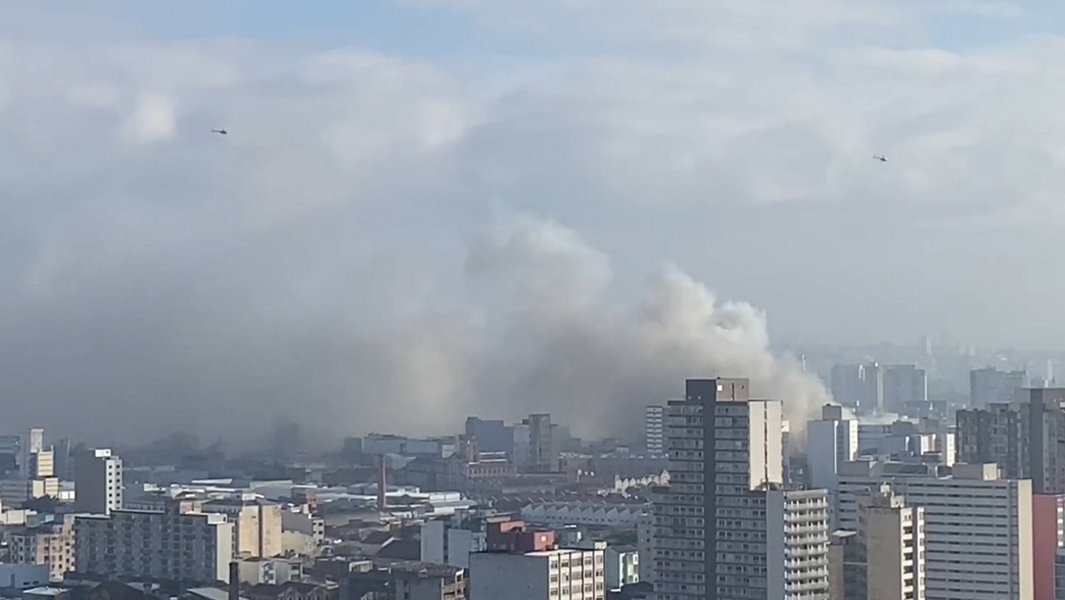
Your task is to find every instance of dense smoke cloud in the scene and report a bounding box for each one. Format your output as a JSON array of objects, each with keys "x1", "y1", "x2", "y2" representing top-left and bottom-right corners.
[
  {"x1": 465, "y1": 214, "x2": 830, "y2": 441},
  {"x1": 0, "y1": 209, "x2": 827, "y2": 447}
]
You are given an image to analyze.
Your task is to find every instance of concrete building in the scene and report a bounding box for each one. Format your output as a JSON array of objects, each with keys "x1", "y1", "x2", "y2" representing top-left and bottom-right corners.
[
  {"x1": 522, "y1": 414, "x2": 559, "y2": 473},
  {"x1": 0, "y1": 564, "x2": 49, "y2": 590},
  {"x1": 74, "y1": 448, "x2": 122, "y2": 514},
  {"x1": 839, "y1": 461, "x2": 1032, "y2": 600},
  {"x1": 807, "y1": 404, "x2": 858, "y2": 527},
  {"x1": 831, "y1": 362, "x2": 884, "y2": 414},
  {"x1": 8, "y1": 516, "x2": 76, "y2": 582},
  {"x1": 604, "y1": 545, "x2": 640, "y2": 590},
  {"x1": 828, "y1": 530, "x2": 860, "y2": 600},
  {"x1": 653, "y1": 378, "x2": 798, "y2": 600},
  {"x1": 883, "y1": 365, "x2": 928, "y2": 414},
  {"x1": 236, "y1": 557, "x2": 300, "y2": 585},
  {"x1": 0, "y1": 478, "x2": 59, "y2": 505},
  {"x1": 1033, "y1": 494, "x2": 1064, "y2": 600},
  {"x1": 971, "y1": 367, "x2": 1027, "y2": 408},
  {"x1": 766, "y1": 489, "x2": 831, "y2": 600},
  {"x1": 645, "y1": 405, "x2": 665, "y2": 457},
  {"x1": 419, "y1": 515, "x2": 490, "y2": 568},
  {"x1": 637, "y1": 512, "x2": 655, "y2": 586},
  {"x1": 1019, "y1": 388, "x2": 1065, "y2": 494},
  {"x1": 469, "y1": 546, "x2": 605, "y2": 600},
  {"x1": 855, "y1": 485, "x2": 925, "y2": 600},
  {"x1": 202, "y1": 498, "x2": 283, "y2": 558},
  {"x1": 74, "y1": 507, "x2": 233, "y2": 584},
  {"x1": 956, "y1": 403, "x2": 1021, "y2": 477}
]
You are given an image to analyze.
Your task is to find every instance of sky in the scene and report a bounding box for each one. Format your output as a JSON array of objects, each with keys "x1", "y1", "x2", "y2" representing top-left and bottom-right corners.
[{"x1": 1, "y1": 0, "x2": 1063, "y2": 444}]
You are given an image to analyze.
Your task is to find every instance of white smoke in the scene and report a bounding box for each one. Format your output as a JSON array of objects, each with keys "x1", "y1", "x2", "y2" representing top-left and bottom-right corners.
[{"x1": 462, "y1": 213, "x2": 831, "y2": 440}]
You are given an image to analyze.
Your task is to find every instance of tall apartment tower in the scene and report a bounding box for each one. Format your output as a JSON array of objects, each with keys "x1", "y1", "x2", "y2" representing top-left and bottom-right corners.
[
  {"x1": 830, "y1": 364, "x2": 883, "y2": 413},
  {"x1": 956, "y1": 403, "x2": 1021, "y2": 477},
  {"x1": 1020, "y1": 388, "x2": 1065, "y2": 494},
  {"x1": 645, "y1": 405, "x2": 665, "y2": 456},
  {"x1": 521, "y1": 414, "x2": 558, "y2": 473},
  {"x1": 856, "y1": 485, "x2": 926, "y2": 600},
  {"x1": 970, "y1": 367, "x2": 1027, "y2": 408},
  {"x1": 653, "y1": 378, "x2": 787, "y2": 600},
  {"x1": 883, "y1": 365, "x2": 927, "y2": 414},
  {"x1": 74, "y1": 448, "x2": 123, "y2": 514}
]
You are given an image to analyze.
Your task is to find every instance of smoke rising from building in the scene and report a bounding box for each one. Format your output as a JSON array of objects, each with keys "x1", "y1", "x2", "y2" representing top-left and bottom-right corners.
[{"x1": 0, "y1": 211, "x2": 827, "y2": 447}]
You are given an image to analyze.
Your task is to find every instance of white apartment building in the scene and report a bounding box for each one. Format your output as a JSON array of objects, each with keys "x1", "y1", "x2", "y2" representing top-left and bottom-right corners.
[
  {"x1": 74, "y1": 449, "x2": 122, "y2": 515},
  {"x1": 74, "y1": 508, "x2": 233, "y2": 583},
  {"x1": 806, "y1": 405, "x2": 858, "y2": 494},
  {"x1": 8, "y1": 515, "x2": 76, "y2": 582},
  {"x1": 646, "y1": 405, "x2": 665, "y2": 456},
  {"x1": 653, "y1": 378, "x2": 790, "y2": 600},
  {"x1": 839, "y1": 461, "x2": 1032, "y2": 600},
  {"x1": 469, "y1": 547, "x2": 606, "y2": 600},
  {"x1": 857, "y1": 485, "x2": 926, "y2": 600},
  {"x1": 766, "y1": 489, "x2": 831, "y2": 600}
]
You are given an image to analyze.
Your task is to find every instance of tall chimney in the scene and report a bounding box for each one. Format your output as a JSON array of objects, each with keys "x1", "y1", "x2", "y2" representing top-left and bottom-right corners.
[
  {"x1": 228, "y1": 561, "x2": 240, "y2": 600},
  {"x1": 377, "y1": 454, "x2": 387, "y2": 510}
]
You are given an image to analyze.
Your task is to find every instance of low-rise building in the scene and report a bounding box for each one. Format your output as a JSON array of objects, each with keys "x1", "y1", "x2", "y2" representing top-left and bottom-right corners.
[
  {"x1": 8, "y1": 515, "x2": 76, "y2": 582},
  {"x1": 469, "y1": 547, "x2": 606, "y2": 600}
]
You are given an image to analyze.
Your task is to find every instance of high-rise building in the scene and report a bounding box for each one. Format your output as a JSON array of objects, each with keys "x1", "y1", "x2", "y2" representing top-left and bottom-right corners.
[
  {"x1": 831, "y1": 364, "x2": 883, "y2": 413},
  {"x1": 765, "y1": 489, "x2": 831, "y2": 599},
  {"x1": 645, "y1": 405, "x2": 665, "y2": 456},
  {"x1": 956, "y1": 403, "x2": 1021, "y2": 477},
  {"x1": 970, "y1": 367, "x2": 1027, "y2": 408},
  {"x1": 654, "y1": 378, "x2": 825, "y2": 600},
  {"x1": 883, "y1": 365, "x2": 927, "y2": 414},
  {"x1": 524, "y1": 414, "x2": 558, "y2": 473},
  {"x1": 855, "y1": 485, "x2": 926, "y2": 600},
  {"x1": 831, "y1": 364, "x2": 863, "y2": 409},
  {"x1": 73, "y1": 506, "x2": 233, "y2": 584},
  {"x1": 1032, "y1": 495, "x2": 1065, "y2": 600},
  {"x1": 807, "y1": 405, "x2": 858, "y2": 494},
  {"x1": 839, "y1": 461, "x2": 1033, "y2": 600},
  {"x1": 74, "y1": 448, "x2": 122, "y2": 514},
  {"x1": 1020, "y1": 388, "x2": 1065, "y2": 494}
]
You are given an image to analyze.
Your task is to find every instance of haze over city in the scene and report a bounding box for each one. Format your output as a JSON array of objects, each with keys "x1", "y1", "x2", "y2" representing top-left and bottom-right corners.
[{"x1": 3, "y1": 1, "x2": 1065, "y2": 445}]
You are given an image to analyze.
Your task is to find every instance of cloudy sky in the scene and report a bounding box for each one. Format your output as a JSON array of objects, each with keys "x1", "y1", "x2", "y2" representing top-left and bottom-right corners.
[{"x1": 1, "y1": 0, "x2": 1062, "y2": 444}]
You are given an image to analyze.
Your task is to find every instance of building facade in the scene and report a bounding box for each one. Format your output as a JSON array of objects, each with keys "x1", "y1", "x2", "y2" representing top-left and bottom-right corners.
[
  {"x1": 766, "y1": 489, "x2": 831, "y2": 599},
  {"x1": 856, "y1": 485, "x2": 926, "y2": 600},
  {"x1": 74, "y1": 508, "x2": 233, "y2": 584},
  {"x1": 645, "y1": 405, "x2": 665, "y2": 457},
  {"x1": 469, "y1": 547, "x2": 605, "y2": 600},
  {"x1": 74, "y1": 448, "x2": 123, "y2": 515},
  {"x1": 956, "y1": 403, "x2": 1021, "y2": 477},
  {"x1": 839, "y1": 461, "x2": 1032, "y2": 600},
  {"x1": 883, "y1": 365, "x2": 928, "y2": 414},
  {"x1": 653, "y1": 378, "x2": 795, "y2": 600},
  {"x1": 202, "y1": 498, "x2": 283, "y2": 558},
  {"x1": 8, "y1": 515, "x2": 76, "y2": 582},
  {"x1": 970, "y1": 367, "x2": 1026, "y2": 408}
]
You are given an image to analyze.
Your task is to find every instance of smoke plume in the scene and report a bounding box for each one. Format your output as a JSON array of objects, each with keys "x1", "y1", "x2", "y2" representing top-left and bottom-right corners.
[{"x1": 0, "y1": 212, "x2": 827, "y2": 448}]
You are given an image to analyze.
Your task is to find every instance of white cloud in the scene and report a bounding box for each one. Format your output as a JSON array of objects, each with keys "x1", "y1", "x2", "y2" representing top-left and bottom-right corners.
[{"x1": 121, "y1": 91, "x2": 178, "y2": 145}]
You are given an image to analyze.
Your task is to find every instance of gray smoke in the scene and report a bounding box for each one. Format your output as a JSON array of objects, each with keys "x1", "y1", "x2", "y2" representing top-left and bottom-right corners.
[
  {"x1": 0, "y1": 211, "x2": 828, "y2": 448},
  {"x1": 465, "y1": 213, "x2": 831, "y2": 441}
]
